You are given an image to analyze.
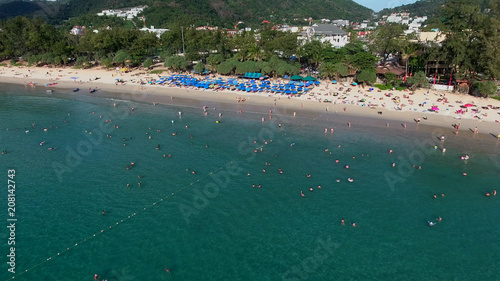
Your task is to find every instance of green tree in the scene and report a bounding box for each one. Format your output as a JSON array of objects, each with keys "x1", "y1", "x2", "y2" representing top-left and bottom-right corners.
[
  {"x1": 347, "y1": 51, "x2": 377, "y2": 72},
  {"x1": 369, "y1": 24, "x2": 405, "y2": 65},
  {"x1": 384, "y1": 72, "x2": 396, "y2": 85},
  {"x1": 217, "y1": 60, "x2": 235, "y2": 75},
  {"x1": 206, "y1": 54, "x2": 224, "y2": 71},
  {"x1": 406, "y1": 71, "x2": 429, "y2": 89},
  {"x1": 164, "y1": 56, "x2": 188, "y2": 71},
  {"x1": 194, "y1": 62, "x2": 205, "y2": 74},
  {"x1": 440, "y1": 0, "x2": 487, "y2": 79},
  {"x1": 356, "y1": 69, "x2": 377, "y2": 85},
  {"x1": 113, "y1": 50, "x2": 131, "y2": 66},
  {"x1": 143, "y1": 58, "x2": 154, "y2": 69},
  {"x1": 473, "y1": 80, "x2": 497, "y2": 97}
]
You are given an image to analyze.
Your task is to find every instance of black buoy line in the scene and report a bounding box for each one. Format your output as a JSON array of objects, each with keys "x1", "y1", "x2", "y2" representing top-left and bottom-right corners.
[{"x1": 7, "y1": 166, "x2": 225, "y2": 280}]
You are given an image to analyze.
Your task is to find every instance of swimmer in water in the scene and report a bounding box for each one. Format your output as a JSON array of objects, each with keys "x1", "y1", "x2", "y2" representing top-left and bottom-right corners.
[
  {"x1": 101, "y1": 210, "x2": 105, "y2": 215},
  {"x1": 341, "y1": 219, "x2": 345, "y2": 225}
]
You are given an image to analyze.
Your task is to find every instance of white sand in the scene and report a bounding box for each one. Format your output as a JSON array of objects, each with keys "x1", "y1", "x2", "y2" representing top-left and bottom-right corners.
[{"x1": 1, "y1": 65, "x2": 499, "y2": 137}]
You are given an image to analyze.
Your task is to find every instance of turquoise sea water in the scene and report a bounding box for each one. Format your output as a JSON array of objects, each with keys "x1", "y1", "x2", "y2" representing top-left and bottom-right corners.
[{"x1": 0, "y1": 84, "x2": 499, "y2": 281}]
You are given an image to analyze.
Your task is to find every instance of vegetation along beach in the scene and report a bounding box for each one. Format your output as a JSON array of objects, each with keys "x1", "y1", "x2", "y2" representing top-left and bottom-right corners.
[{"x1": 0, "y1": 0, "x2": 499, "y2": 280}]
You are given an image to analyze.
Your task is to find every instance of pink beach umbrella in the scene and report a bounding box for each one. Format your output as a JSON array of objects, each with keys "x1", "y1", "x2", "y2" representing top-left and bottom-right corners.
[
  {"x1": 464, "y1": 103, "x2": 474, "y2": 107},
  {"x1": 431, "y1": 106, "x2": 439, "y2": 111}
]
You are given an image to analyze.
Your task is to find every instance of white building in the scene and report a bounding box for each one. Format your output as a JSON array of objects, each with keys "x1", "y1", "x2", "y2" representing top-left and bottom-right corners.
[
  {"x1": 386, "y1": 14, "x2": 402, "y2": 23},
  {"x1": 70, "y1": 26, "x2": 85, "y2": 35},
  {"x1": 386, "y1": 12, "x2": 411, "y2": 24},
  {"x1": 140, "y1": 26, "x2": 169, "y2": 38},
  {"x1": 97, "y1": 6, "x2": 147, "y2": 20},
  {"x1": 332, "y1": 19, "x2": 349, "y2": 27},
  {"x1": 298, "y1": 24, "x2": 349, "y2": 48}
]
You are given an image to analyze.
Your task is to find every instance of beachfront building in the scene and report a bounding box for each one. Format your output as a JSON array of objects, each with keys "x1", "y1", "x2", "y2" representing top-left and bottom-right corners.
[{"x1": 298, "y1": 24, "x2": 349, "y2": 48}]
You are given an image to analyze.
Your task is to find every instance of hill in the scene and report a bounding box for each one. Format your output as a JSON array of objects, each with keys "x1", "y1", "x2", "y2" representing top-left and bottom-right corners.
[
  {"x1": 0, "y1": 1, "x2": 66, "y2": 22},
  {"x1": 133, "y1": 0, "x2": 374, "y2": 27},
  {"x1": 378, "y1": 0, "x2": 487, "y2": 18},
  {"x1": 0, "y1": 0, "x2": 373, "y2": 27}
]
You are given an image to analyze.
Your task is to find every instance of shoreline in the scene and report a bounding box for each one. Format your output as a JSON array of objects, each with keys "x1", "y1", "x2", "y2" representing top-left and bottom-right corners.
[{"x1": 1, "y1": 65, "x2": 500, "y2": 141}]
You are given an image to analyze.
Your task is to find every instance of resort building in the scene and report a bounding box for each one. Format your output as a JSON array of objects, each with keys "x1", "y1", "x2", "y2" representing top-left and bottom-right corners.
[{"x1": 298, "y1": 24, "x2": 349, "y2": 48}]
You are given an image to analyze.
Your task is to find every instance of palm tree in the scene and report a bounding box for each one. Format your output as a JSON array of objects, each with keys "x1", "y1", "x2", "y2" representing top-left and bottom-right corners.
[{"x1": 400, "y1": 42, "x2": 421, "y2": 81}]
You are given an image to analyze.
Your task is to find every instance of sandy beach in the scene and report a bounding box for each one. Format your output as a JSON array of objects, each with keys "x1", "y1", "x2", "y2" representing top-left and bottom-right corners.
[{"x1": 1, "y1": 64, "x2": 500, "y2": 138}]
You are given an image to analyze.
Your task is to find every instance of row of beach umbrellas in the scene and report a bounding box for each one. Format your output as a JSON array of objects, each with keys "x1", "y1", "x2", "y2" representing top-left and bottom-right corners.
[{"x1": 149, "y1": 74, "x2": 319, "y2": 94}]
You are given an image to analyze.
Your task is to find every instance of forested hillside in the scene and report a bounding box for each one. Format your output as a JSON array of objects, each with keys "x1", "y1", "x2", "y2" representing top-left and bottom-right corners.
[
  {"x1": 378, "y1": 0, "x2": 488, "y2": 17},
  {"x1": 0, "y1": 0, "x2": 373, "y2": 27}
]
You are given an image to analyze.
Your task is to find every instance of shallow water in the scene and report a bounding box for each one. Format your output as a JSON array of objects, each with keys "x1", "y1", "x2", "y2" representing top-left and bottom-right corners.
[{"x1": 0, "y1": 84, "x2": 499, "y2": 281}]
